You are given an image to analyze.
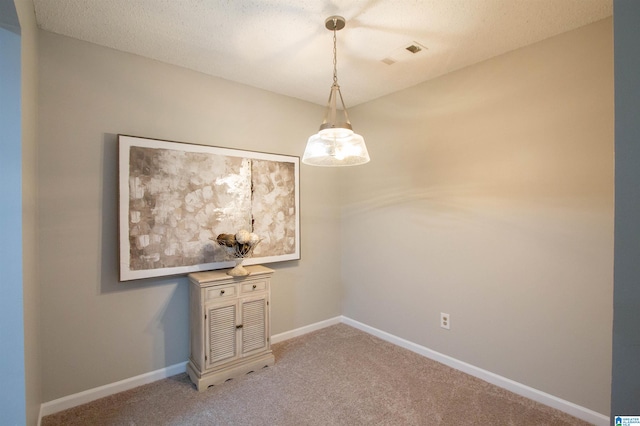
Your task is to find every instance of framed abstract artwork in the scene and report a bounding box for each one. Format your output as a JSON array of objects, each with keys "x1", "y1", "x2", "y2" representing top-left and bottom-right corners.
[{"x1": 118, "y1": 135, "x2": 300, "y2": 281}]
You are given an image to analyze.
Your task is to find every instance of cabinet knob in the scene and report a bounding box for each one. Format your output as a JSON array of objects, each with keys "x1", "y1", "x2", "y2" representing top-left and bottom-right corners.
[
  {"x1": 220, "y1": 290, "x2": 225, "y2": 295},
  {"x1": 252, "y1": 284, "x2": 257, "y2": 289}
]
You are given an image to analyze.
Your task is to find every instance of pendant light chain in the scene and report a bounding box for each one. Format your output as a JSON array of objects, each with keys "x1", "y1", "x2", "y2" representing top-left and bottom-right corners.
[{"x1": 332, "y1": 19, "x2": 338, "y2": 85}]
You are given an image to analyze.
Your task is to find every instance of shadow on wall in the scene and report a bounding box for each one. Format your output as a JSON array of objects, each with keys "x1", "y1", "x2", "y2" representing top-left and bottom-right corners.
[
  {"x1": 152, "y1": 283, "x2": 188, "y2": 367},
  {"x1": 99, "y1": 132, "x2": 189, "y2": 367}
]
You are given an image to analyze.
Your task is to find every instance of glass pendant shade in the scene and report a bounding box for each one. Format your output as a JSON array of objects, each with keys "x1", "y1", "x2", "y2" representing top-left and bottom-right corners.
[
  {"x1": 303, "y1": 127, "x2": 369, "y2": 166},
  {"x1": 303, "y1": 84, "x2": 370, "y2": 166},
  {"x1": 302, "y1": 16, "x2": 370, "y2": 167}
]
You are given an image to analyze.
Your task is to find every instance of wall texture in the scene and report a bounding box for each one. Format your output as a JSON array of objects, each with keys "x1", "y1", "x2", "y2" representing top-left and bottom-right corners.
[
  {"x1": 37, "y1": 30, "x2": 342, "y2": 401},
  {"x1": 342, "y1": 18, "x2": 613, "y2": 415}
]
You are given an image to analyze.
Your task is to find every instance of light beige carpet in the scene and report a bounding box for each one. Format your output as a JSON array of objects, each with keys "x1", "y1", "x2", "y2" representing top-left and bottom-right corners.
[{"x1": 42, "y1": 323, "x2": 591, "y2": 425}]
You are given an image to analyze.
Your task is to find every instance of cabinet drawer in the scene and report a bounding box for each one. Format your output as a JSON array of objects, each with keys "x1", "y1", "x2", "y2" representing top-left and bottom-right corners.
[
  {"x1": 205, "y1": 285, "x2": 235, "y2": 301},
  {"x1": 241, "y1": 280, "x2": 266, "y2": 294}
]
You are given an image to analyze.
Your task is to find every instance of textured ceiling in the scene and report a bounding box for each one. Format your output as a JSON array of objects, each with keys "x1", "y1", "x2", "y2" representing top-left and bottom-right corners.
[{"x1": 32, "y1": 0, "x2": 612, "y2": 106}]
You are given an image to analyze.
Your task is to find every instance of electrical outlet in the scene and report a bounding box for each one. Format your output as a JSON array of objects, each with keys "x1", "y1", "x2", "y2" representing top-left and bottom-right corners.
[{"x1": 440, "y1": 312, "x2": 450, "y2": 330}]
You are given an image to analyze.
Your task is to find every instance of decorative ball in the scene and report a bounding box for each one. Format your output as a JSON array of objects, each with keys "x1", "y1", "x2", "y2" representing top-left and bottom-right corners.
[
  {"x1": 216, "y1": 233, "x2": 236, "y2": 247},
  {"x1": 235, "y1": 229, "x2": 251, "y2": 244},
  {"x1": 249, "y1": 233, "x2": 260, "y2": 246}
]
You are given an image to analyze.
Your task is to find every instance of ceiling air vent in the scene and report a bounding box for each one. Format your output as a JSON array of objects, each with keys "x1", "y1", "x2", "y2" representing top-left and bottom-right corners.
[
  {"x1": 405, "y1": 44, "x2": 422, "y2": 54},
  {"x1": 381, "y1": 41, "x2": 427, "y2": 65}
]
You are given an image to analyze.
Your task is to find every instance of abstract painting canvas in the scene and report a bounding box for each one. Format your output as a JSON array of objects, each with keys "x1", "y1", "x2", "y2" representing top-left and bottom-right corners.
[{"x1": 118, "y1": 135, "x2": 300, "y2": 281}]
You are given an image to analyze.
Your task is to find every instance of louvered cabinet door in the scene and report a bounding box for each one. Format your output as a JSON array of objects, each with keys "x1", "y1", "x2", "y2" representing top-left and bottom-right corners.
[
  {"x1": 187, "y1": 266, "x2": 275, "y2": 391},
  {"x1": 205, "y1": 301, "x2": 239, "y2": 369},
  {"x1": 240, "y1": 296, "x2": 269, "y2": 357}
]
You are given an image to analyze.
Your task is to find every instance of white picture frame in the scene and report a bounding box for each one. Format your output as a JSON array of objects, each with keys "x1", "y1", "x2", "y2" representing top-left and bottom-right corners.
[{"x1": 118, "y1": 135, "x2": 300, "y2": 281}]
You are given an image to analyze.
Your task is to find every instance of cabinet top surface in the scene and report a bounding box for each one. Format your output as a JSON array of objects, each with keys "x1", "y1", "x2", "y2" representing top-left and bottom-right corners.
[{"x1": 188, "y1": 265, "x2": 274, "y2": 284}]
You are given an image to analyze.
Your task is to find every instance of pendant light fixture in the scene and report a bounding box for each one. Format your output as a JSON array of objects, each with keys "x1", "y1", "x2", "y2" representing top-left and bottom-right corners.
[{"x1": 302, "y1": 16, "x2": 370, "y2": 167}]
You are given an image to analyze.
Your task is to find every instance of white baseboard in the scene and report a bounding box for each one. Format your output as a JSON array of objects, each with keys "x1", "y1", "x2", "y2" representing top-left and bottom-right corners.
[
  {"x1": 38, "y1": 316, "x2": 609, "y2": 426},
  {"x1": 271, "y1": 316, "x2": 342, "y2": 344},
  {"x1": 341, "y1": 316, "x2": 609, "y2": 426},
  {"x1": 39, "y1": 361, "x2": 188, "y2": 420},
  {"x1": 38, "y1": 317, "x2": 343, "y2": 422}
]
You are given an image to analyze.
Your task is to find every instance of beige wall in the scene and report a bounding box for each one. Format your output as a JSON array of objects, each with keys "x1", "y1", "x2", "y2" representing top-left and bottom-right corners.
[
  {"x1": 16, "y1": 0, "x2": 41, "y2": 424},
  {"x1": 37, "y1": 16, "x2": 613, "y2": 415},
  {"x1": 342, "y1": 18, "x2": 613, "y2": 414},
  {"x1": 37, "y1": 30, "x2": 343, "y2": 401}
]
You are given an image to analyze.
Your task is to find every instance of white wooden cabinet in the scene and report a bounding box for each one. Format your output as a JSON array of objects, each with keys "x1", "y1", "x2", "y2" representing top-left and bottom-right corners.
[{"x1": 187, "y1": 265, "x2": 275, "y2": 391}]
